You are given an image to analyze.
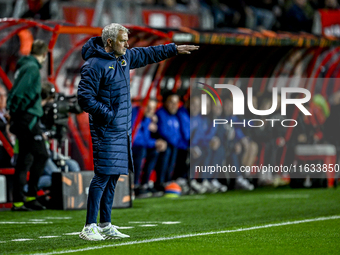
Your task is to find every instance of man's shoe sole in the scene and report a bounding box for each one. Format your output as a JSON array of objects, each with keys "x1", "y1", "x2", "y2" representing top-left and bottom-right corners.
[
  {"x1": 101, "y1": 234, "x2": 130, "y2": 240},
  {"x1": 102, "y1": 235, "x2": 122, "y2": 240},
  {"x1": 79, "y1": 232, "x2": 104, "y2": 241}
]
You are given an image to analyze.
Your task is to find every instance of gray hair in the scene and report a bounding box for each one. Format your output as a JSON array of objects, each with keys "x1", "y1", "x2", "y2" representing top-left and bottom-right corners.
[{"x1": 102, "y1": 23, "x2": 129, "y2": 47}]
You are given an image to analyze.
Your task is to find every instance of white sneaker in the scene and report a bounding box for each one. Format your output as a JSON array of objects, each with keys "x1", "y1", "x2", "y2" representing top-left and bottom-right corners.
[
  {"x1": 176, "y1": 178, "x2": 190, "y2": 195},
  {"x1": 211, "y1": 179, "x2": 228, "y2": 193},
  {"x1": 79, "y1": 223, "x2": 104, "y2": 241},
  {"x1": 98, "y1": 223, "x2": 130, "y2": 239},
  {"x1": 235, "y1": 177, "x2": 254, "y2": 191},
  {"x1": 202, "y1": 179, "x2": 219, "y2": 193},
  {"x1": 190, "y1": 179, "x2": 208, "y2": 194}
]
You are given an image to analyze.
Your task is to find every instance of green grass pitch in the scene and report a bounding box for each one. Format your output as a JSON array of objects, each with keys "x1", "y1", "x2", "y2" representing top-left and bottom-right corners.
[{"x1": 0, "y1": 187, "x2": 339, "y2": 254}]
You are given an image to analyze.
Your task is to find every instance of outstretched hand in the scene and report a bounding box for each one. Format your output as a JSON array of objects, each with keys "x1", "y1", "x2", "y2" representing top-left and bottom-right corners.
[{"x1": 177, "y1": 45, "x2": 199, "y2": 54}]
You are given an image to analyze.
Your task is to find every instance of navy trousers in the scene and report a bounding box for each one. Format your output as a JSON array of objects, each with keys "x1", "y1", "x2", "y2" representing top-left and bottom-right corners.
[{"x1": 86, "y1": 173, "x2": 120, "y2": 225}]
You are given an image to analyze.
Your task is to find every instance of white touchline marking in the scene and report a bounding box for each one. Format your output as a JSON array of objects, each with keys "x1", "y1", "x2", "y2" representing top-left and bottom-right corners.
[
  {"x1": 45, "y1": 217, "x2": 72, "y2": 220},
  {"x1": 162, "y1": 222, "x2": 181, "y2": 225},
  {"x1": 29, "y1": 219, "x2": 46, "y2": 221},
  {"x1": 139, "y1": 224, "x2": 157, "y2": 227},
  {"x1": 0, "y1": 222, "x2": 53, "y2": 224},
  {"x1": 116, "y1": 227, "x2": 134, "y2": 229},
  {"x1": 0, "y1": 241, "x2": 6, "y2": 243},
  {"x1": 39, "y1": 236, "x2": 60, "y2": 239},
  {"x1": 129, "y1": 221, "x2": 180, "y2": 224},
  {"x1": 264, "y1": 194, "x2": 310, "y2": 199},
  {"x1": 12, "y1": 239, "x2": 33, "y2": 242},
  {"x1": 63, "y1": 232, "x2": 80, "y2": 236},
  {"x1": 129, "y1": 221, "x2": 159, "y2": 224},
  {"x1": 30, "y1": 215, "x2": 340, "y2": 255}
]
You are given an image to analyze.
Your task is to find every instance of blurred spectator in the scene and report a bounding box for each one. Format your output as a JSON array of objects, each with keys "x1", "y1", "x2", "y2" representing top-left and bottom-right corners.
[
  {"x1": 22, "y1": 152, "x2": 81, "y2": 192},
  {"x1": 222, "y1": 97, "x2": 254, "y2": 190},
  {"x1": 198, "y1": 98, "x2": 229, "y2": 193},
  {"x1": 189, "y1": 94, "x2": 209, "y2": 193},
  {"x1": 132, "y1": 99, "x2": 167, "y2": 198},
  {"x1": 7, "y1": 39, "x2": 49, "y2": 211},
  {"x1": 309, "y1": 0, "x2": 324, "y2": 9},
  {"x1": 322, "y1": 93, "x2": 340, "y2": 146},
  {"x1": 246, "y1": 0, "x2": 280, "y2": 30},
  {"x1": 281, "y1": 92, "x2": 309, "y2": 169},
  {"x1": 324, "y1": 0, "x2": 340, "y2": 9},
  {"x1": 203, "y1": 100, "x2": 228, "y2": 193},
  {"x1": 206, "y1": 0, "x2": 247, "y2": 28},
  {"x1": 324, "y1": 92, "x2": 340, "y2": 184},
  {"x1": 154, "y1": 92, "x2": 181, "y2": 191},
  {"x1": 0, "y1": 84, "x2": 9, "y2": 132},
  {"x1": 157, "y1": 0, "x2": 199, "y2": 11},
  {"x1": 141, "y1": 0, "x2": 158, "y2": 6},
  {"x1": 189, "y1": 96, "x2": 219, "y2": 193},
  {"x1": 283, "y1": 0, "x2": 315, "y2": 33},
  {"x1": 176, "y1": 0, "x2": 200, "y2": 12},
  {"x1": 303, "y1": 94, "x2": 329, "y2": 143},
  {"x1": 0, "y1": 84, "x2": 13, "y2": 168},
  {"x1": 22, "y1": 0, "x2": 59, "y2": 20},
  {"x1": 253, "y1": 94, "x2": 286, "y2": 186},
  {"x1": 11, "y1": 81, "x2": 81, "y2": 192},
  {"x1": 173, "y1": 97, "x2": 190, "y2": 181}
]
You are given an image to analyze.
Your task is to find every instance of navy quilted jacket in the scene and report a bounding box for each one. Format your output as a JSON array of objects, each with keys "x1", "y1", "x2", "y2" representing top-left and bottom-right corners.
[{"x1": 77, "y1": 37, "x2": 177, "y2": 175}]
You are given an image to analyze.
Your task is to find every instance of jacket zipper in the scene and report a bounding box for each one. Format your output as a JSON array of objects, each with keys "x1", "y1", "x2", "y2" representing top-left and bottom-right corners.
[{"x1": 116, "y1": 56, "x2": 132, "y2": 169}]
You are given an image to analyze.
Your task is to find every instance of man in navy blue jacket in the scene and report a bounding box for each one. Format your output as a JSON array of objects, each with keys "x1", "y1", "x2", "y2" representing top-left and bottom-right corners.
[{"x1": 77, "y1": 23, "x2": 198, "y2": 241}]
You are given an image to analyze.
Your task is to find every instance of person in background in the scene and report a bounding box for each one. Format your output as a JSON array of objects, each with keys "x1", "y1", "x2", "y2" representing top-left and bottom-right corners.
[
  {"x1": 283, "y1": 0, "x2": 315, "y2": 33},
  {"x1": 172, "y1": 96, "x2": 191, "y2": 194},
  {"x1": 132, "y1": 98, "x2": 167, "y2": 198},
  {"x1": 189, "y1": 94, "x2": 210, "y2": 194},
  {"x1": 246, "y1": 0, "x2": 278, "y2": 30},
  {"x1": 223, "y1": 97, "x2": 254, "y2": 191},
  {"x1": 209, "y1": 0, "x2": 248, "y2": 28},
  {"x1": 173, "y1": 96, "x2": 190, "y2": 179},
  {"x1": 324, "y1": 0, "x2": 339, "y2": 9},
  {"x1": 22, "y1": 155, "x2": 81, "y2": 192},
  {"x1": 0, "y1": 84, "x2": 13, "y2": 168},
  {"x1": 7, "y1": 39, "x2": 49, "y2": 211},
  {"x1": 325, "y1": 92, "x2": 340, "y2": 148},
  {"x1": 202, "y1": 100, "x2": 228, "y2": 193},
  {"x1": 21, "y1": 0, "x2": 59, "y2": 20},
  {"x1": 154, "y1": 92, "x2": 181, "y2": 192},
  {"x1": 199, "y1": 96, "x2": 223, "y2": 192}
]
